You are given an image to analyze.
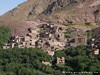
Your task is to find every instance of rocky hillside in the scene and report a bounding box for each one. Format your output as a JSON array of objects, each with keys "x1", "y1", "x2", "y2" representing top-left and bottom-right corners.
[{"x1": 0, "y1": 0, "x2": 100, "y2": 24}]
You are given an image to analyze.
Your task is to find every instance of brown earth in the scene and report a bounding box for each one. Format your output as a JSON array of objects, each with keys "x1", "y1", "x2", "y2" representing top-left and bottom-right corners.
[
  {"x1": 0, "y1": 0, "x2": 100, "y2": 35},
  {"x1": 0, "y1": 19, "x2": 46, "y2": 36},
  {"x1": 1, "y1": 0, "x2": 100, "y2": 23}
]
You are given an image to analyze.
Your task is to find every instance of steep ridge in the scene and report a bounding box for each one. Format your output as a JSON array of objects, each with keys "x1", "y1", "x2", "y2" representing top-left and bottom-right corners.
[{"x1": 0, "y1": 0, "x2": 99, "y2": 24}]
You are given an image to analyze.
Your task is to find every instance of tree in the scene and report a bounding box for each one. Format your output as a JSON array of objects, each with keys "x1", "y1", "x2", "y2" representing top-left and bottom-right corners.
[
  {"x1": 55, "y1": 50, "x2": 66, "y2": 58},
  {"x1": 0, "y1": 26, "x2": 11, "y2": 48}
]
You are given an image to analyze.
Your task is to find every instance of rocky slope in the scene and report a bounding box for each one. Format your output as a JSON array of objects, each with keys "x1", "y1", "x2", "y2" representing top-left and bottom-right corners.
[{"x1": 0, "y1": 0, "x2": 100, "y2": 24}]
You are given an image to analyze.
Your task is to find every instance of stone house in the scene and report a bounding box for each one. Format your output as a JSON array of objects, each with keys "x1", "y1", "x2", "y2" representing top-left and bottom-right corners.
[
  {"x1": 56, "y1": 57, "x2": 65, "y2": 64},
  {"x1": 47, "y1": 51, "x2": 55, "y2": 56},
  {"x1": 42, "y1": 61, "x2": 52, "y2": 66},
  {"x1": 92, "y1": 45, "x2": 99, "y2": 55},
  {"x1": 70, "y1": 29, "x2": 87, "y2": 47},
  {"x1": 3, "y1": 43, "x2": 11, "y2": 49},
  {"x1": 94, "y1": 49, "x2": 99, "y2": 55}
]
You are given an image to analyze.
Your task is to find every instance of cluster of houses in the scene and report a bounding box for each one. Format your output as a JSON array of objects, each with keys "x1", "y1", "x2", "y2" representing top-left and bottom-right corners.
[
  {"x1": 3, "y1": 23, "x2": 67, "y2": 56},
  {"x1": 35, "y1": 23, "x2": 67, "y2": 52},
  {"x1": 3, "y1": 23, "x2": 100, "y2": 65},
  {"x1": 3, "y1": 27, "x2": 39, "y2": 49}
]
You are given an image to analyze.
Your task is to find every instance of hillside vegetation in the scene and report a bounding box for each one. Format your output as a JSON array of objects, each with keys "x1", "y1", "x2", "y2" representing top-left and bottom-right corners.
[
  {"x1": 0, "y1": 46, "x2": 100, "y2": 75},
  {"x1": 0, "y1": 26, "x2": 11, "y2": 48}
]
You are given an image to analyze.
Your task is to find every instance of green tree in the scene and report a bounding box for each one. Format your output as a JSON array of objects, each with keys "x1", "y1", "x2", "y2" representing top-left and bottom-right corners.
[
  {"x1": 55, "y1": 50, "x2": 66, "y2": 58},
  {"x1": 0, "y1": 26, "x2": 11, "y2": 48}
]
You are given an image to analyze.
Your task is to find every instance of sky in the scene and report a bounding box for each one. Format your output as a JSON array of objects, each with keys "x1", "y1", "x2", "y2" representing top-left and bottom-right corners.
[{"x1": 0, "y1": 0, "x2": 27, "y2": 15}]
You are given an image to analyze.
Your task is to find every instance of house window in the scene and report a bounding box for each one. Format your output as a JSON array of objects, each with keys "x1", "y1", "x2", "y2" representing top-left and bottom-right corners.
[
  {"x1": 78, "y1": 38, "x2": 82, "y2": 43},
  {"x1": 25, "y1": 43, "x2": 27, "y2": 45},
  {"x1": 30, "y1": 43, "x2": 32, "y2": 45}
]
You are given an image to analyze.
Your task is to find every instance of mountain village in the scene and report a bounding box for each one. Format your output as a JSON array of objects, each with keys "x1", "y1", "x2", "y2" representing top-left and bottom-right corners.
[
  {"x1": 3, "y1": 23, "x2": 100, "y2": 66},
  {"x1": 0, "y1": 0, "x2": 100, "y2": 74}
]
